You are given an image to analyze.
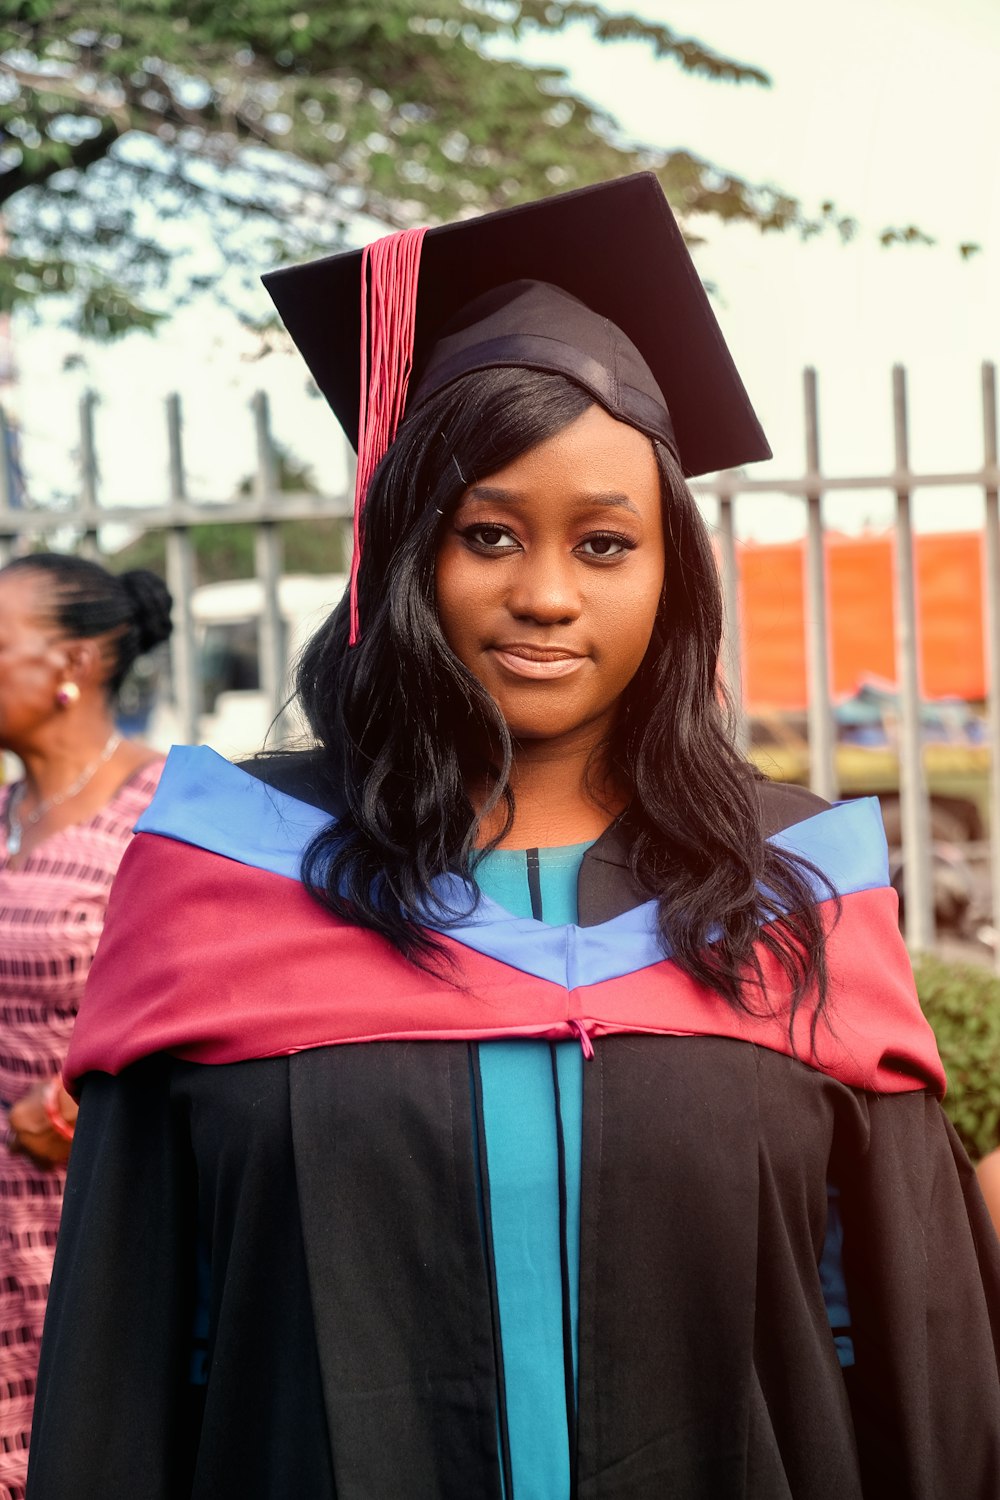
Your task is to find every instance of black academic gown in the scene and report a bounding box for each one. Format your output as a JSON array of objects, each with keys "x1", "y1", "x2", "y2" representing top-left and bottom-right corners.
[{"x1": 25, "y1": 765, "x2": 1000, "y2": 1499}]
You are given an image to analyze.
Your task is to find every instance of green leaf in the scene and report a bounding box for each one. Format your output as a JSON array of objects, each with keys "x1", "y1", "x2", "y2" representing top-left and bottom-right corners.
[{"x1": 0, "y1": 0, "x2": 959, "y2": 339}]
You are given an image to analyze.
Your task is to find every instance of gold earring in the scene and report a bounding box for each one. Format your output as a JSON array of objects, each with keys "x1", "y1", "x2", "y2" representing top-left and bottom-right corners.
[{"x1": 55, "y1": 682, "x2": 81, "y2": 707}]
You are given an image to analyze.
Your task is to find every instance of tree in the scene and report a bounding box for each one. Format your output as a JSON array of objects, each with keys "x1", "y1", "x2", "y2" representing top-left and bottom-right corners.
[{"x1": 0, "y1": 2, "x2": 927, "y2": 339}]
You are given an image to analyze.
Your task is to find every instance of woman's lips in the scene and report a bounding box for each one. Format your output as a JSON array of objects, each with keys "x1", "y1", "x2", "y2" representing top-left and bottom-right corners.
[{"x1": 490, "y1": 646, "x2": 586, "y2": 680}]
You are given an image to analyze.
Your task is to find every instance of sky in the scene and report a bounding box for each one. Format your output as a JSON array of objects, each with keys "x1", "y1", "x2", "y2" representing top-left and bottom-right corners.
[{"x1": 7, "y1": 0, "x2": 1000, "y2": 543}]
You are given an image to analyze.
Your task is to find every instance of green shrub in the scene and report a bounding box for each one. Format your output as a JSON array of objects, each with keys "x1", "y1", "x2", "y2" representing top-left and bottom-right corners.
[{"x1": 914, "y1": 955, "x2": 1000, "y2": 1161}]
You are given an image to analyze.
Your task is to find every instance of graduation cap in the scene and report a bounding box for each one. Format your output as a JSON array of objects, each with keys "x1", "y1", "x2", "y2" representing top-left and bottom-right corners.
[{"x1": 263, "y1": 171, "x2": 770, "y2": 639}]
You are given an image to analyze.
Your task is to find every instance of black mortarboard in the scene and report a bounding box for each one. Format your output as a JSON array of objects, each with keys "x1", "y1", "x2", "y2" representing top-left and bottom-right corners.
[{"x1": 262, "y1": 172, "x2": 771, "y2": 481}]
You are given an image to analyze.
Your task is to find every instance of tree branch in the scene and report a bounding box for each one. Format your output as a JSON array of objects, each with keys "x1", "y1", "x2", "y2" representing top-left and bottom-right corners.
[
  {"x1": 0, "y1": 120, "x2": 121, "y2": 206},
  {"x1": 0, "y1": 59, "x2": 129, "y2": 123}
]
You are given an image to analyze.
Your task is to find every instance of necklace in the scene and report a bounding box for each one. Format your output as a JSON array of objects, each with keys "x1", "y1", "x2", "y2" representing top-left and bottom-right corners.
[{"x1": 5, "y1": 732, "x2": 122, "y2": 858}]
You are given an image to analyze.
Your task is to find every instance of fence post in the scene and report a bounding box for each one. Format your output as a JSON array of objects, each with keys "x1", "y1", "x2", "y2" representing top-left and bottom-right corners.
[
  {"x1": 980, "y1": 363, "x2": 1000, "y2": 972},
  {"x1": 0, "y1": 405, "x2": 12, "y2": 567},
  {"x1": 78, "y1": 390, "x2": 99, "y2": 558},
  {"x1": 252, "y1": 392, "x2": 285, "y2": 739},
  {"x1": 164, "y1": 393, "x2": 199, "y2": 746},
  {"x1": 891, "y1": 365, "x2": 935, "y2": 951},
  {"x1": 802, "y1": 369, "x2": 837, "y2": 802},
  {"x1": 717, "y1": 489, "x2": 746, "y2": 751}
]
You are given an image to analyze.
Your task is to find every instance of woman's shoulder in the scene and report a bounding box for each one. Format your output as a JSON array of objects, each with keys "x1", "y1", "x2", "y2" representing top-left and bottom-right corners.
[
  {"x1": 84, "y1": 754, "x2": 165, "y2": 844},
  {"x1": 110, "y1": 751, "x2": 166, "y2": 809}
]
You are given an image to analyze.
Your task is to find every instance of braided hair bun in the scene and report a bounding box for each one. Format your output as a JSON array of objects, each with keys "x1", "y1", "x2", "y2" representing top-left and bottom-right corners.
[{"x1": 120, "y1": 569, "x2": 174, "y2": 655}]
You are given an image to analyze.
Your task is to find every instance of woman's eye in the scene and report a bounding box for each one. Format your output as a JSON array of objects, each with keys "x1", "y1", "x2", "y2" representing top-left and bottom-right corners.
[
  {"x1": 577, "y1": 534, "x2": 634, "y2": 559},
  {"x1": 464, "y1": 524, "x2": 520, "y2": 551}
]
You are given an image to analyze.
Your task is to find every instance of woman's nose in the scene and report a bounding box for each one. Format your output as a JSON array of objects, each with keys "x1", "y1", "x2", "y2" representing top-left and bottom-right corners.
[{"x1": 505, "y1": 549, "x2": 582, "y2": 624}]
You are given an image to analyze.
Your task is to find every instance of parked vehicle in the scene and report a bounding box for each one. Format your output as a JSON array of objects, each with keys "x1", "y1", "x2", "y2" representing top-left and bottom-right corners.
[
  {"x1": 150, "y1": 574, "x2": 346, "y2": 757},
  {"x1": 749, "y1": 682, "x2": 990, "y2": 845}
]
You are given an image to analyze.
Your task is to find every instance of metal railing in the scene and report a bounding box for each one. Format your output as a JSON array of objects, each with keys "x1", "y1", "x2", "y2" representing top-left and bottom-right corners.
[
  {"x1": 1, "y1": 362, "x2": 998, "y2": 961},
  {"x1": 692, "y1": 361, "x2": 1000, "y2": 957}
]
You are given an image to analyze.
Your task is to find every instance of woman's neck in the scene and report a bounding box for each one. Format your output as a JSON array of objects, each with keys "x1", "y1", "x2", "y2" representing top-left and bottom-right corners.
[
  {"x1": 472, "y1": 731, "x2": 625, "y2": 849},
  {"x1": 15, "y1": 711, "x2": 118, "y2": 802}
]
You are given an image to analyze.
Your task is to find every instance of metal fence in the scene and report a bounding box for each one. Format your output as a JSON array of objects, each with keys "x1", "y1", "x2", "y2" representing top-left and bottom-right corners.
[
  {"x1": 1, "y1": 363, "x2": 999, "y2": 962},
  {"x1": 695, "y1": 362, "x2": 1000, "y2": 958}
]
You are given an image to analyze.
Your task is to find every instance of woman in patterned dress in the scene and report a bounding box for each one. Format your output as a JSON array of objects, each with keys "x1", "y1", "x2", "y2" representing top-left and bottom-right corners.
[{"x1": 0, "y1": 553, "x2": 171, "y2": 1500}]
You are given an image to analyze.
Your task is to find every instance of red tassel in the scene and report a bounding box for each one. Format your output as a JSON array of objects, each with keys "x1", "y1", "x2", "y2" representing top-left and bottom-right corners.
[{"x1": 349, "y1": 226, "x2": 427, "y2": 645}]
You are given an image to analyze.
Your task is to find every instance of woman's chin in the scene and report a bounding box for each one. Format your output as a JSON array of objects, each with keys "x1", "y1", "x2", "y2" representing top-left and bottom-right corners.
[{"x1": 496, "y1": 701, "x2": 615, "y2": 749}]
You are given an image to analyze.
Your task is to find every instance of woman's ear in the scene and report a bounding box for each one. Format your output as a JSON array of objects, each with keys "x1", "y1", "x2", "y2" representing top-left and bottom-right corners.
[{"x1": 56, "y1": 638, "x2": 104, "y2": 691}]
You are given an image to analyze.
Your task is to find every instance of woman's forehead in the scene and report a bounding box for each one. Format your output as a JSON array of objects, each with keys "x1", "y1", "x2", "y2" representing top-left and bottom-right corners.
[
  {"x1": 0, "y1": 568, "x2": 59, "y2": 629},
  {"x1": 457, "y1": 404, "x2": 661, "y2": 508}
]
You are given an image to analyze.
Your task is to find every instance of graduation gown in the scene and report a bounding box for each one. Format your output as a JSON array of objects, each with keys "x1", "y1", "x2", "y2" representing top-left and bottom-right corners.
[{"x1": 26, "y1": 747, "x2": 1000, "y2": 1500}]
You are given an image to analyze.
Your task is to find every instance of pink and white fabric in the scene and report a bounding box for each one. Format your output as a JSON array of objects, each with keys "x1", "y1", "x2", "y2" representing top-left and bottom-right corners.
[{"x1": 0, "y1": 763, "x2": 162, "y2": 1500}]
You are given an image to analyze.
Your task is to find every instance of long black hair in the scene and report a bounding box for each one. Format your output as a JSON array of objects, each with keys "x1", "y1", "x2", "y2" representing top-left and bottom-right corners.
[
  {"x1": 297, "y1": 367, "x2": 832, "y2": 1019},
  {"x1": 2, "y1": 553, "x2": 173, "y2": 696}
]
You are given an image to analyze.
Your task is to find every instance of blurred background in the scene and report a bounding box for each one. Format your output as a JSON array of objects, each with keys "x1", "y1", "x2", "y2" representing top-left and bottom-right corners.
[{"x1": 2, "y1": 0, "x2": 999, "y2": 1001}]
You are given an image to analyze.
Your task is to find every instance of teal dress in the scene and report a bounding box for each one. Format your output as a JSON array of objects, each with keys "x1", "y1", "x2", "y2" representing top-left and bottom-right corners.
[{"x1": 474, "y1": 843, "x2": 591, "y2": 1500}]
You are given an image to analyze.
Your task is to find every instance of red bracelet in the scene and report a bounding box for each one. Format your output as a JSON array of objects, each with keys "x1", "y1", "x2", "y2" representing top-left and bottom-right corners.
[{"x1": 43, "y1": 1079, "x2": 75, "y2": 1143}]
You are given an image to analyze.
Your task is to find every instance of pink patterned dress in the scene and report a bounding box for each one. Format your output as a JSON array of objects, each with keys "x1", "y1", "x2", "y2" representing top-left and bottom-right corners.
[{"x1": 0, "y1": 761, "x2": 163, "y2": 1500}]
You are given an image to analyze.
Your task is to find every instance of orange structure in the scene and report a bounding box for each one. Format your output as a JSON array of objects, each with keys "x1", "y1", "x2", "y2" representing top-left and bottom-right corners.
[{"x1": 739, "y1": 530, "x2": 986, "y2": 711}]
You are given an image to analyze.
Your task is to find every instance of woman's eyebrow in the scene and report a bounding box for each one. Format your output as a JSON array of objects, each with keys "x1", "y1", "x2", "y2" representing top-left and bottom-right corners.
[{"x1": 463, "y1": 485, "x2": 640, "y2": 516}]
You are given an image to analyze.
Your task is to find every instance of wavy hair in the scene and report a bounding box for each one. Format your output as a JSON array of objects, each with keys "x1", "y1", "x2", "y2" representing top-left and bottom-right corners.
[{"x1": 297, "y1": 367, "x2": 832, "y2": 1019}]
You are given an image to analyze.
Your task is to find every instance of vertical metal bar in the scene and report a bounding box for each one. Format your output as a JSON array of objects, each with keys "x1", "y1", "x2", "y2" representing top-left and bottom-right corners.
[
  {"x1": 253, "y1": 389, "x2": 279, "y2": 502},
  {"x1": 164, "y1": 393, "x2": 199, "y2": 746},
  {"x1": 717, "y1": 492, "x2": 746, "y2": 752},
  {"x1": 980, "y1": 362, "x2": 1000, "y2": 971},
  {"x1": 802, "y1": 368, "x2": 837, "y2": 802},
  {"x1": 891, "y1": 365, "x2": 934, "y2": 950},
  {"x1": 252, "y1": 392, "x2": 285, "y2": 739},
  {"x1": 78, "y1": 389, "x2": 99, "y2": 558},
  {"x1": 0, "y1": 405, "x2": 13, "y2": 567},
  {"x1": 166, "y1": 391, "x2": 185, "y2": 499},
  {"x1": 255, "y1": 525, "x2": 285, "y2": 740}
]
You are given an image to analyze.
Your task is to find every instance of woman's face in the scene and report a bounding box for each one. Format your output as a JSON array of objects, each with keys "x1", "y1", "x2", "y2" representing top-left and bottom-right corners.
[
  {"x1": 435, "y1": 402, "x2": 665, "y2": 750},
  {"x1": 0, "y1": 571, "x2": 67, "y2": 750}
]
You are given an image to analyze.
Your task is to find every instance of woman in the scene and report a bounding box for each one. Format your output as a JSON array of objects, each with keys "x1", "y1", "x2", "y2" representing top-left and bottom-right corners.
[
  {"x1": 28, "y1": 176, "x2": 1000, "y2": 1499},
  {"x1": 0, "y1": 553, "x2": 171, "y2": 1500}
]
